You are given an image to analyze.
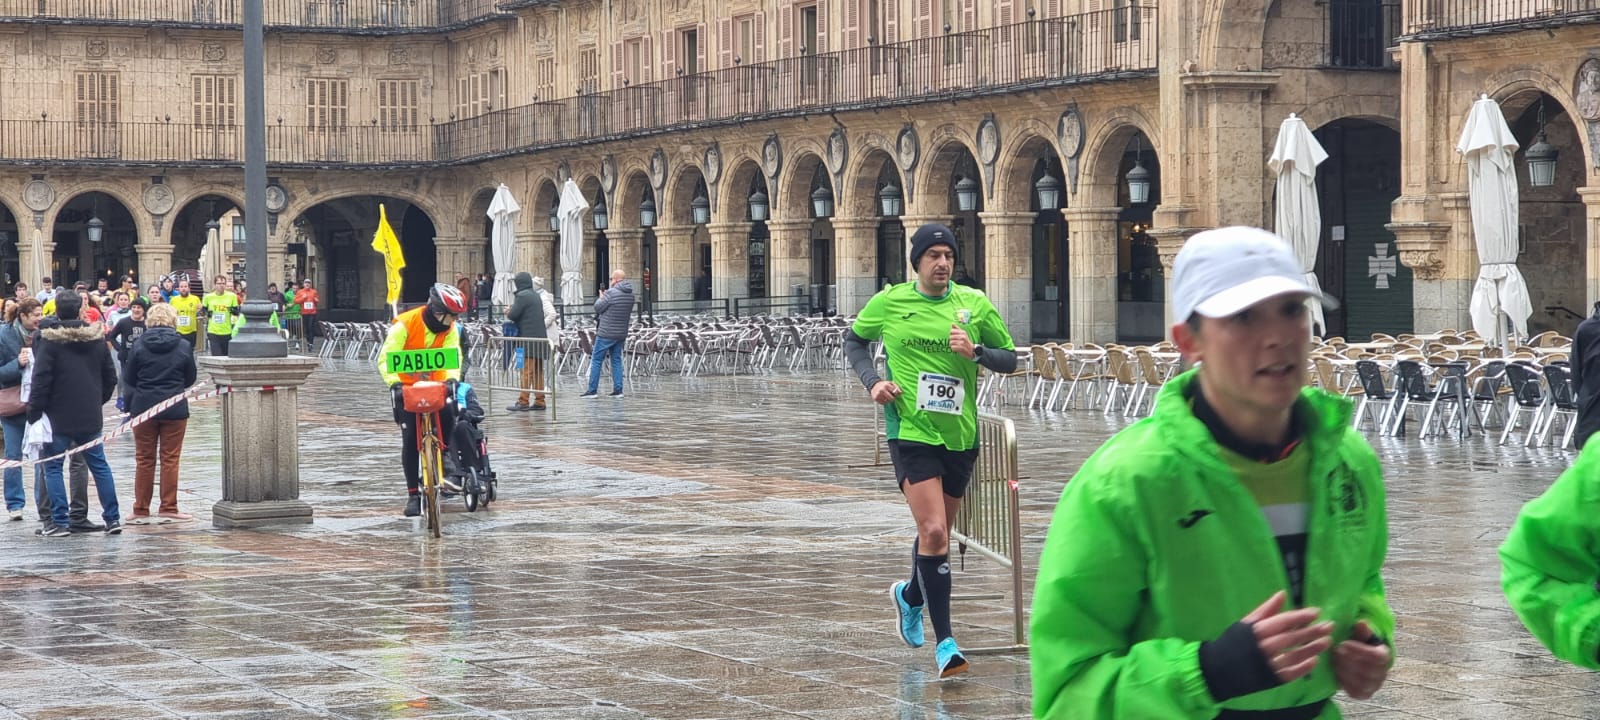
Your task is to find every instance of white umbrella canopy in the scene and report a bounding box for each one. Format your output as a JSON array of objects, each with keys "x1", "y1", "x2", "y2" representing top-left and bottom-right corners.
[
  {"x1": 486, "y1": 183, "x2": 521, "y2": 309},
  {"x1": 1268, "y1": 113, "x2": 1330, "y2": 335},
  {"x1": 556, "y1": 178, "x2": 590, "y2": 306},
  {"x1": 1457, "y1": 94, "x2": 1533, "y2": 346},
  {"x1": 198, "y1": 222, "x2": 222, "y2": 288},
  {"x1": 28, "y1": 227, "x2": 44, "y2": 290}
]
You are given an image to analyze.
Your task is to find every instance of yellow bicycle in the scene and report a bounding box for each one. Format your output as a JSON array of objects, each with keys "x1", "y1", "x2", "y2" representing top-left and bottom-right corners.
[{"x1": 403, "y1": 381, "x2": 450, "y2": 538}]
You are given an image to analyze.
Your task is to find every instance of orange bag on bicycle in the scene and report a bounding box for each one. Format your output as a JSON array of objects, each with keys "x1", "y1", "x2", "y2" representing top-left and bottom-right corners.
[{"x1": 403, "y1": 381, "x2": 449, "y2": 413}]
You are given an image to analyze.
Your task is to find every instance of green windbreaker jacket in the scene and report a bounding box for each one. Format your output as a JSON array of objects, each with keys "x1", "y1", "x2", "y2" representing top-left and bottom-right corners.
[
  {"x1": 1500, "y1": 442, "x2": 1600, "y2": 669},
  {"x1": 1031, "y1": 370, "x2": 1394, "y2": 719}
]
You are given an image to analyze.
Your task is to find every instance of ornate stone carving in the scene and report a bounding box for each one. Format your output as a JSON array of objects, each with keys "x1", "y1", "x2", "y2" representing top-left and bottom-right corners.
[
  {"x1": 1058, "y1": 107, "x2": 1084, "y2": 159},
  {"x1": 316, "y1": 46, "x2": 337, "y2": 64},
  {"x1": 203, "y1": 42, "x2": 225, "y2": 62},
  {"x1": 649, "y1": 148, "x2": 667, "y2": 192},
  {"x1": 86, "y1": 39, "x2": 107, "y2": 58},
  {"x1": 976, "y1": 116, "x2": 1000, "y2": 166},
  {"x1": 1578, "y1": 58, "x2": 1600, "y2": 122},
  {"x1": 1388, "y1": 221, "x2": 1451, "y2": 280},
  {"x1": 600, "y1": 155, "x2": 616, "y2": 195},
  {"x1": 22, "y1": 180, "x2": 53, "y2": 213},
  {"x1": 895, "y1": 124, "x2": 920, "y2": 172},
  {"x1": 704, "y1": 143, "x2": 722, "y2": 185},
  {"x1": 388, "y1": 46, "x2": 409, "y2": 65},
  {"x1": 825, "y1": 128, "x2": 848, "y2": 175},
  {"x1": 143, "y1": 184, "x2": 175, "y2": 216},
  {"x1": 761, "y1": 135, "x2": 783, "y2": 180},
  {"x1": 1397, "y1": 250, "x2": 1444, "y2": 280}
]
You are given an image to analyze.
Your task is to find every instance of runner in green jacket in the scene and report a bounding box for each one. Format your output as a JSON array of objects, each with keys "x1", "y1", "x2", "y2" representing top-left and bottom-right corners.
[
  {"x1": 1031, "y1": 227, "x2": 1394, "y2": 719},
  {"x1": 1500, "y1": 443, "x2": 1600, "y2": 669}
]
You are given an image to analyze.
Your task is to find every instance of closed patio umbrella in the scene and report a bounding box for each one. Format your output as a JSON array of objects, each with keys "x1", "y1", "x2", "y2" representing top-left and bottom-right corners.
[
  {"x1": 557, "y1": 178, "x2": 589, "y2": 306},
  {"x1": 487, "y1": 183, "x2": 520, "y2": 309},
  {"x1": 1268, "y1": 113, "x2": 1330, "y2": 335},
  {"x1": 1457, "y1": 94, "x2": 1532, "y2": 348}
]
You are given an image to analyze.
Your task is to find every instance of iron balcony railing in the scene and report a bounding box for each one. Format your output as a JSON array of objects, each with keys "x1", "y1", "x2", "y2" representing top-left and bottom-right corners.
[
  {"x1": 1324, "y1": 0, "x2": 1400, "y2": 68},
  {"x1": 1402, "y1": 0, "x2": 1600, "y2": 37},
  {"x1": 436, "y1": 7, "x2": 1159, "y2": 162},
  {"x1": 0, "y1": 0, "x2": 511, "y2": 30},
  {"x1": 0, "y1": 121, "x2": 436, "y2": 166}
]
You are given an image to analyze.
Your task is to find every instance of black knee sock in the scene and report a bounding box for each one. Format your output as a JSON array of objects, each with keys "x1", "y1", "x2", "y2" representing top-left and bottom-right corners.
[
  {"x1": 915, "y1": 553, "x2": 954, "y2": 642},
  {"x1": 902, "y1": 537, "x2": 924, "y2": 606}
]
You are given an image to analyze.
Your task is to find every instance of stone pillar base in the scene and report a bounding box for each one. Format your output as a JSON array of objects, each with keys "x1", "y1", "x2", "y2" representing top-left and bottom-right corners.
[{"x1": 213, "y1": 499, "x2": 313, "y2": 528}]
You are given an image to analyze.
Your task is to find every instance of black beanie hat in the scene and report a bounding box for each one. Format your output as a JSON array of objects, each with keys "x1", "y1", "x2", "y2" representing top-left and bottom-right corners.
[
  {"x1": 909, "y1": 223, "x2": 957, "y2": 271},
  {"x1": 54, "y1": 288, "x2": 81, "y2": 320}
]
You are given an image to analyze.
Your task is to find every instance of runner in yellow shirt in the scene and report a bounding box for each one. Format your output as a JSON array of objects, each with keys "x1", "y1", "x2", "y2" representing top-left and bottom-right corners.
[
  {"x1": 201, "y1": 275, "x2": 239, "y2": 357},
  {"x1": 168, "y1": 279, "x2": 201, "y2": 352}
]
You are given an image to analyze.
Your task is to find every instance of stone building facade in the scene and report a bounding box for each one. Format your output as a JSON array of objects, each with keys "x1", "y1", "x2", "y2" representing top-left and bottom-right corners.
[{"x1": 1, "y1": 1, "x2": 1587, "y2": 342}]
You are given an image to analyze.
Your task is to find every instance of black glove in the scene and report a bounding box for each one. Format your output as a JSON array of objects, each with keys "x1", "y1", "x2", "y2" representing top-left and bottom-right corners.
[{"x1": 390, "y1": 383, "x2": 405, "y2": 424}]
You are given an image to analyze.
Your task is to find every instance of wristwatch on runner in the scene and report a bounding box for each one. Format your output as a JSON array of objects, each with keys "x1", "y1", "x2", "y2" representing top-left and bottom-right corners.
[{"x1": 972, "y1": 344, "x2": 984, "y2": 361}]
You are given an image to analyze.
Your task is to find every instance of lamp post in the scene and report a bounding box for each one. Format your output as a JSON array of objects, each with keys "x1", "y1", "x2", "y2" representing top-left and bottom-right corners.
[
  {"x1": 85, "y1": 215, "x2": 104, "y2": 244},
  {"x1": 1528, "y1": 97, "x2": 1558, "y2": 188},
  {"x1": 691, "y1": 191, "x2": 710, "y2": 225},
  {"x1": 231, "y1": 0, "x2": 285, "y2": 357},
  {"x1": 639, "y1": 196, "x2": 657, "y2": 228},
  {"x1": 592, "y1": 197, "x2": 609, "y2": 230},
  {"x1": 749, "y1": 188, "x2": 769, "y2": 222},
  {"x1": 548, "y1": 203, "x2": 559, "y2": 232},
  {"x1": 954, "y1": 176, "x2": 979, "y2": 212},
  {"x1": 1127, "y1": 135, "x2": 1152, "y2": 205},
  {"x1": 811, "y1": 185, "x2": 834, "y2": 219},
  {"x1": 878, "y1": 182, "x2": 903, "y2": 217},
  {"x1": 1035, "y1": 174, "x2": 1062, "y2": 210}
]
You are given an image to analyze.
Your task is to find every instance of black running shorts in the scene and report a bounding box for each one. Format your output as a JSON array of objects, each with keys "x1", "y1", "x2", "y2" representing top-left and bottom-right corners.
[{"x1": 887, "y1": 439, "x2": 979, "y2": 498}]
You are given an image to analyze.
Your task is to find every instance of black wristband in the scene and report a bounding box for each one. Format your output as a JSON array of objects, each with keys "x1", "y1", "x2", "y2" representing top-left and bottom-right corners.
[{"x1": 1199, "y1": 621, "x2": 1282, "y2": 703}]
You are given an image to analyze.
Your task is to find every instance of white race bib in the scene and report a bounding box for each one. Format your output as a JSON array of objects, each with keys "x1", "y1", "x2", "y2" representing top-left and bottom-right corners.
[
  {"x1": 211, "y1": 311, "x2": 229, "y2": 326},
  {"x1": 916, "y1": 372, "x2": 964, "y2": 415},
  {"x1": 303, "y1": 301, "x2": 316, "y2": 312},
  {"x1": 177, "y1": 315, "x2": 192, "y2": 328}
]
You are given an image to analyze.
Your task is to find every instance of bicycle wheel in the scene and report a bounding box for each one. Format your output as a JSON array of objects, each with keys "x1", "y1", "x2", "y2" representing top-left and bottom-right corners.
[{"x1": 465, "y1": 468, "x2": 480, "y2": 513}]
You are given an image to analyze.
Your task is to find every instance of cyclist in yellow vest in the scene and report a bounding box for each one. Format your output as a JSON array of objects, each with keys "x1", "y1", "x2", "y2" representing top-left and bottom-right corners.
[
  {"x1": 379, "y1": 283, "x2": 468, "y2": 517},
  {"x1": 168, "y1": 279, "x2": 202, "y2": 352},
  {"x1": 201, "y1": 275, "x2": 240, "y2": 357}
]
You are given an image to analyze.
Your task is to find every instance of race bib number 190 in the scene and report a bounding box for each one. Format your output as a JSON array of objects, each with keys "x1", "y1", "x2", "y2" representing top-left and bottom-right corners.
[{"x1": 916, "y1": 372, "x2": 964, "y2": 415}]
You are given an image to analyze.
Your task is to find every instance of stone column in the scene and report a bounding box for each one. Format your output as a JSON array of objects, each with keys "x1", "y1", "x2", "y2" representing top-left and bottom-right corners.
[
  {"x1": 1148, "y1": 224, "x2": 1198, "y2": 338},
  {"x1": 707, "y1": 221, "x2": 750, "y2": 302},
  {"x1": 1062, "y1": 207, "x2": 1121, "y2": 343},
  {"x1": 135, "y1": 242, "x2": 172, "y2": 291},
  {"x1": 653, "y1": 225, "x2": 696, "y2": 301},
  {"x1": 434, "y1": 237, "x2": 489, "y2": 285},
  {"x1": 583, "y1": 229, "x2": 603, "y2": 300},
  {"x1": 199, "y1": 355, "x2": 321, "y2": 528},
  {"x1": 605, "y1": 228, "x2": 645, "y2": 287},
  {"x1": 1579, "y1": 188, "x2": 1600, "y2": 310},
  {"x1": 517, "y1": 230, "x2": 556, "y2": 282},
  {"x1": 898, "y1": 214, "x2": 950, "y2": 283},
  {"x1": 831, "y1": 217, "x2": 879, "y2": 316},
  {"x1": 977, "y1": 211, "x2": 1034, "y2": 344},
  {"x1": 765, "y1": 219, "x2": 813, "y2": 303}
]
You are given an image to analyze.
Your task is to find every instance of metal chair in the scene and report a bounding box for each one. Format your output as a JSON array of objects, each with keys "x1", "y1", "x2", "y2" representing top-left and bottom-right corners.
[
  {"x1": 1538, "y1": 364, "x2": 1579, "y2": 448},
  {"x1": 1499, "y1": 363, "x2": 1547, "y2": 446}
]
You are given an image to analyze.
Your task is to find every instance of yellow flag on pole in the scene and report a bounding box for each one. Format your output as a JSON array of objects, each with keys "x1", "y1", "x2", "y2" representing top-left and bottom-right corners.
[{"x1": 371, "y1": 204, "x2": 406, "y2": 310}]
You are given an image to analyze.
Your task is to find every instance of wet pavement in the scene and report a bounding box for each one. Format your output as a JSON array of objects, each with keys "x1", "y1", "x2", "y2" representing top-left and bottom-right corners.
[{"x1": 0, "y1": 357, "x2": 1593, "y2": 719}]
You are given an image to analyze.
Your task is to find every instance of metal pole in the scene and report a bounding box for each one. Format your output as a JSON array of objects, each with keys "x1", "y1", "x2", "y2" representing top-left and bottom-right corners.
[{"x1": 233, "y1": 0, "x2": 286, "y2": 358}]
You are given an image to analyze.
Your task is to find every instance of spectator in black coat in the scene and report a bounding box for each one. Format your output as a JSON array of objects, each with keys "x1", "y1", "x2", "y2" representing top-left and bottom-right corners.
[
  {"x1": 123, "y1": 304, "x2": 197, "y2": 523},
  {"x1": 107, "y1": 302, "x2": 147, "y2": 411},
  {"x1": 1572, "y1": 302, "x2": 1600, "y2": 449},
  {"x1": 29, "y1": 290, "x2": 120, "y2": 537}
]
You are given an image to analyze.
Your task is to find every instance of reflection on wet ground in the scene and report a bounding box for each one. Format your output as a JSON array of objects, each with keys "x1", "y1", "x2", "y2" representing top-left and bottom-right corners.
[{"x1": 0, "y1": 360, "x2": 1590, "y2": 718}]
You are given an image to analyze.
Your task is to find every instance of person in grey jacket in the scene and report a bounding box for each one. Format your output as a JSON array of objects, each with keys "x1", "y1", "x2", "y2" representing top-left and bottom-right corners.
[
  {"x1": 583, "y1": 269, "x2": 633, "y2": 398},
  {"x1": 505, "y1": 271, "x2": 550, "y2": 412}
]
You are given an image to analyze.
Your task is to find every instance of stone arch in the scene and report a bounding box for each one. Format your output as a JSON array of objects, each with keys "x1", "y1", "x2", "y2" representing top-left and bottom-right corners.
[
  {"x1": 1486, "y1": 72, "x2": 1595, "y2": 177},
  {"x1": 1202, "y1": 0, "x2": 1270, "y2": 72},
  {"x1": 995, "y1": 122, "x2": 1063, "y2": 212},
  {"x1": 915, "y1": 124, "x2": 983, "y2": 212},
  {"x1": 459, "y1": 185, "x2": 500, "y2": 240},
  {"x1": 281, "y1": 184, "x2": 446, "y2": 236},
  {"x1": 531, "y1": 178, "x2": 560, "y2": 224},
  {"x1": 777, "y1": 150, "x2": 828, "y2": 222},
  {"x1": 1078, "y1": 106, "x2": 1162, "y2": 209},
  {"x1": 166, "y1": 186, "x2": 245, "y2": 239},
  {"x1": 844, "y1": 148, "x2": 903, "y2": 220},
  {"x1": 717, "y1": 156, "x2": 766, "y2": 225},
  {"x1": 615, "y1": 169, "x2": 653, "y2": 230},
  {"x1": 51, "y1": 188, "x2": 145, "y2": 289},
  {"x1": 48, "y1": 181, "x2": 153, "y2": 243},
  {"x1": 665, "y1": 162, "x2": 709, "y2": 227},
  {"x1": 1294, "y1": 96, "x2": 1400, "y2": 135}
]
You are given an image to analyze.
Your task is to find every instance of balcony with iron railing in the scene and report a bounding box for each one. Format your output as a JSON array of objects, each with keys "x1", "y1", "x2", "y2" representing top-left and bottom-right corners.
[
  {"x1": 1401, "y1": 0, "x2": 1600, "y2": 38},
  {"x1": 0, "y1": 7, "x2": 1158, "y2": 168},
  {"x1": 0, "y1": 0, "x2": 518, "y2": 32}
]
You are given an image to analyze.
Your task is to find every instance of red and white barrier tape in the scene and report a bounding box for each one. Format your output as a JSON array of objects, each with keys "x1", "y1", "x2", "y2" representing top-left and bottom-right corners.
[{"x1": 0, "y1": 382, "x2": 275, "y2": 469}]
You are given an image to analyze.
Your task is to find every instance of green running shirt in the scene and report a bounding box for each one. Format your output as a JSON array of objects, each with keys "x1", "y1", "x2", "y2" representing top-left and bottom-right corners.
[
  {"x1": 1218, "y1": 442, "x2": 1311, "y2": 604},
  {"x1": 851, "y1": 282, "x2": 1014, "y2": 451}
]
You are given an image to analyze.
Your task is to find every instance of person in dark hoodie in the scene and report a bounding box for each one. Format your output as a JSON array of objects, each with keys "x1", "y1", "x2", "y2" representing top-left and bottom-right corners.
[
  {"x1": 29, "y1": 289, "x2": 121, "y2": 537},
  {"x1": 582, "y1": 269, "x2": 634, "y2": 398},
  {"x1": 1571, "y1": 301, "x2": 1600, "y2": 449},
  {"x1": 505, "y1": 271, "x2": 550, "y2": 412},
  {"x1": 107, "y1": 300, "x2": 147, "y2": 412},
  {"x1": 122, "y1": 303, "x2": 197, "y2": 523}
]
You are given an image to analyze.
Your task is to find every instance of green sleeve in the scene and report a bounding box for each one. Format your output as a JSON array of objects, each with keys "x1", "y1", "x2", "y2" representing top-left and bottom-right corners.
[
  {"x1": 1031, "y1": 461, "x2": 1219, "y2": 720},
  {"x1": 1500, "y1": 445, "x2": 1600, "y2": 669},
  {"x1": 978, "y1": 293, "x2": 1015, "y2": 351},
  {"x1": 1354, "y1": 448, "x2": 1396, "y2": 653},
  {"x1": 377, "y1": 321, "x2": 409, "y2": 386},
  {"x1": 444, "y1": 325, "x2": 463, "y2": 382},
  {"x1": 851, "y1": 290, "x2": 888, "y2": 341}
]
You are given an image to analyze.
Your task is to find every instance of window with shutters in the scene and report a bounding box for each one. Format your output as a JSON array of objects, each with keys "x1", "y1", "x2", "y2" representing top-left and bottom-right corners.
[
  {"x1": 306, "y1": 78, "x2": 349, "y2": 131},
  {"x1": 377, "y1": 79, "x2": 418, "y2": 132},
  {"x1": 455, "y1": 70, "x2": 502, "y2": 118},
  {"x1": 535, "y1": 58, "x2": 557, "y2": 100},
  {"x1": 735, "y1": 15, "x2": 756, "y2": 63},
  {"x1": 75, "y1": 71, "x2": 119, "y2": 125},
  {"x1": 1114, "y1": 0, "x2": 1142, "y2": 42},
  {"x1": 191, "y1": 75, "x2": 236, "y2": 128},
  {"x1": 681, "y1": 28, "x2": 700, "y2": 74},
  {"x1": 624, "y1": 37, "x2": 648, "y2": 84},
  {"x1": 576, "y1": 48, "x2": 599, "y2": 94}
]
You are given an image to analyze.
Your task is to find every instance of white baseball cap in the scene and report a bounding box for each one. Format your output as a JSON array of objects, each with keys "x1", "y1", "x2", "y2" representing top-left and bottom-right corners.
[{"x1": 1170, "y1": 226, "x2": 1338, "y2": 323}]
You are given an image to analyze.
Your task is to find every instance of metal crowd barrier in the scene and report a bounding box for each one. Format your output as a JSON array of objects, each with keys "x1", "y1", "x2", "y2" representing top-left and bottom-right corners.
[
  {"x1": 951, "y1": 412, "x2": 1027, "y2": 655},
  {"x1": 483, "y1": 336, "x2": 558, "y2": 420}
]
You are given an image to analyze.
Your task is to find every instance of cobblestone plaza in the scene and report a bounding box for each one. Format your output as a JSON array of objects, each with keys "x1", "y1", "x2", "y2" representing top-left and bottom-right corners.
[{"x1": 0, "y1": 362, "x2": 1590, "y2": 719}]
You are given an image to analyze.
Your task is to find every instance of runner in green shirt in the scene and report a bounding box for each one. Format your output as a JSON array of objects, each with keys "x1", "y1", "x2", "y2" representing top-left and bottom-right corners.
[
  {"x1": 282, "y1": 285, "x2": 303, "y2": 350},
  {"x1": 201, "y1": 274, "x2": 240, "y2": 357},
  {"x1": 843, "y1": 222, "x2": 1016, "y2": 679}
]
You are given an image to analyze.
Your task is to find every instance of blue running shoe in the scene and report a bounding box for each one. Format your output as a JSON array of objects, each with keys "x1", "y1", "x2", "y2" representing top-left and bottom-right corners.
[
  {"x1": 935, "y1": 637, "x2": 969, "y2": 679},
  {"x1": 890, "y1": 581, "x2": 925, "y2": 648}
]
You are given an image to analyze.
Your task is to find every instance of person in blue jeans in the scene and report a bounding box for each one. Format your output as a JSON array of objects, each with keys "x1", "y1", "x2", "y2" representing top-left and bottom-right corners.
[
  {"x1": 27, "y1": 291, "x2": 121, "y2": 537},
  {"x1": 583, "y1": 270, "x2": 634, "y2": 398},
  {"x1": 0, "y1": 298, "x2": 42, "y2": 520}
]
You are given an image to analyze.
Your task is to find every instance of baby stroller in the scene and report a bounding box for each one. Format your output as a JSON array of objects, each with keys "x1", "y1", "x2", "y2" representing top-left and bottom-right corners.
[{"x1": 443, "y1": 382, "x2": 498, "y2": 512}]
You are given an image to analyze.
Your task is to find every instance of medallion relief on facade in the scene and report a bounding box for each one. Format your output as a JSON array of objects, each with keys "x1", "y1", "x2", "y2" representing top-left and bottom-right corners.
[{"x1": 1576, "y1": 58, "x2": 1600, "y2": 123}]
